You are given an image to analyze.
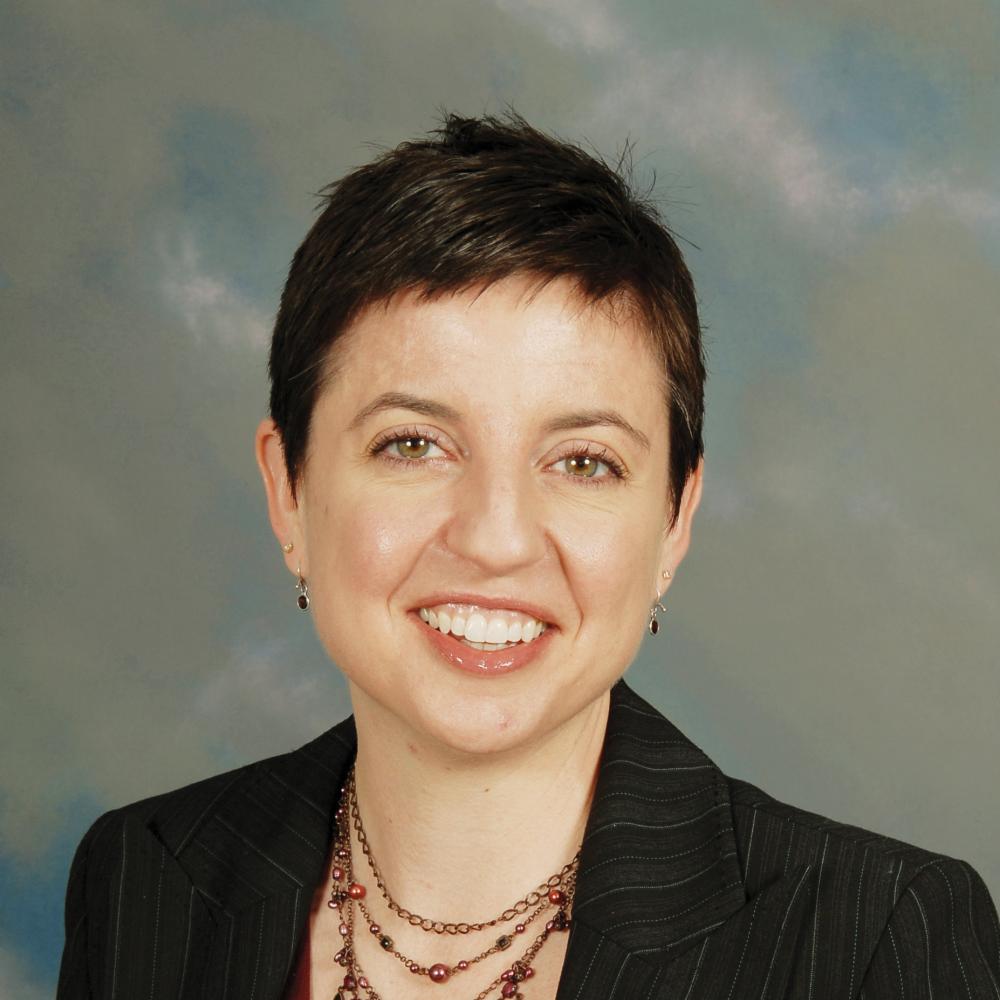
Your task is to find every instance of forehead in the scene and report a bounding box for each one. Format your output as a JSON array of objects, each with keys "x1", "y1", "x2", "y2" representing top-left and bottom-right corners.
[{"x1": 323, "y1": 275, "x2": 667, "y2": 426}]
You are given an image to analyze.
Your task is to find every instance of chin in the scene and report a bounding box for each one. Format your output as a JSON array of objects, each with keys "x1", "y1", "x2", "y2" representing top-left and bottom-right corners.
[
  {"x1": 404, "y1": 674, "x2": 563, "y2": 756},
  {"x1": 344, "y1": 659, "x2": 575, "y2": 759}
]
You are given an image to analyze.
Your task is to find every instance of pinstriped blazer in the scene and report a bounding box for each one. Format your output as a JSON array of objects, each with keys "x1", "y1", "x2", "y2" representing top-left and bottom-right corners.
[{"x1": 57, "y1": 679, "x2": 1000, "y2": 999}]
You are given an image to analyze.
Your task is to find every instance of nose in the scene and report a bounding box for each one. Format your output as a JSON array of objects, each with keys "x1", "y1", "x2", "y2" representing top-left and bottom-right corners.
[{"x1": 443, "y1": 460, "x2": 547, "y2": 575}]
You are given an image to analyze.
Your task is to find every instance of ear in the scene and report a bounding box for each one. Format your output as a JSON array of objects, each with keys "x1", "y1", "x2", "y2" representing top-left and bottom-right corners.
[
  {"x1": 254, "y1": 417, "x2": 304, "y2": 576},
  {"x1": 657, "y1": 457, "x2": 704, "y2": 596}
]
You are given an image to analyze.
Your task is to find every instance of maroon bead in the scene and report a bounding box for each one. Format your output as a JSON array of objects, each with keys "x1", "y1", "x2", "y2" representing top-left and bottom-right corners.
[
  {"x1": 524, "y1": 967, "x2": 535, "y2": 978},
  {"x1": 515, "y1": 923, "x2": 525, "y2": 933},
  {"x1": 501, "y1": 983, "x2": 518, "y2": 998},
  {"x1": 501, "y1": 970, "x2": 512, "y2": 981},
  {"x1": 548, "y1": 888, "x2": 565, "y2": 905},
  {"x1": 337, "y1": 848, "x2": 349, "y2": 858},
  {"x1": 428, "y1": 963, "x2": 450, "y2": 983},
  {"x1": 338, "y1": 923, "x2": 349, "y2": 936},
  {"x1": 358, "y1": 977, "x2": 369, "y2": 989},
  {"x1": 369, "y1": 923, "x2": 380, "y2": 934},
  {"x1": 343, "y1": 975, "x2": 356, "y2": 990},
  {"x1": 331, "y1": 866, "x2": 344, "y2": 881},
  {"x1": 327, "y1": 899, "x2": 339, "y2": 909},
  {"x1": 409, "y1": 962, "x2": 420, "y2": 973},
  {"x1": 347, "y1": 882, "x2": 366, "y2": 899},
  {"x1": 457, "y1": 960, "x2": 469, "y2": 970},
  {"x1": 545, "y1": 919, "x2": 554, "y2": 931}
]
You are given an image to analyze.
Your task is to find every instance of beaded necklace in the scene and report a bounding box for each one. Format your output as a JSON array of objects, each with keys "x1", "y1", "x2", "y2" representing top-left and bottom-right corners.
[{"x1": 326, "y1": 766, "x2": 578, "y2": 1000}]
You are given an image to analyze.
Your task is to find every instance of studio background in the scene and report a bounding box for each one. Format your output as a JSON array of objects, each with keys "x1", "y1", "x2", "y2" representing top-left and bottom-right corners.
[{"x1": 2, "y1": 2, "x2": 999, "y2": 995}]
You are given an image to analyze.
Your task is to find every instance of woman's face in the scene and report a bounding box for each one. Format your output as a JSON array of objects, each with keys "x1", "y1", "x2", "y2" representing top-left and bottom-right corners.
[{"x1": 257, "y1": 274, "x2": 702, "y2": 756}]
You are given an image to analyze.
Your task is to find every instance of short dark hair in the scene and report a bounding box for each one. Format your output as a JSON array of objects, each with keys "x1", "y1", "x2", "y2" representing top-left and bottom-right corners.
[{"x1": 268, "y1": 111, "x2": 706, "y2": 528}]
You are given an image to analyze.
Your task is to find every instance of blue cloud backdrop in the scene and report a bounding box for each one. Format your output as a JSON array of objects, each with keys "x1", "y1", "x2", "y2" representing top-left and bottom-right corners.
[{"x1": 3, "y1": 1, "x2": 999, "y2": 994}]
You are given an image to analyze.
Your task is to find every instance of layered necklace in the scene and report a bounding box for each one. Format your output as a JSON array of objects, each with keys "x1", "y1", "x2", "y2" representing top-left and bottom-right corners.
[{"x1": 327, "y1": 765, "x2": 579, "y2": 1000}]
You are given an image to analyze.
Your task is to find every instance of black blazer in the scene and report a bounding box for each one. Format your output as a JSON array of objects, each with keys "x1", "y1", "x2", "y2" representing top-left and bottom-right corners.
[{"x1": 58, "y1": 680, "x2": 1000, "y2": 999}]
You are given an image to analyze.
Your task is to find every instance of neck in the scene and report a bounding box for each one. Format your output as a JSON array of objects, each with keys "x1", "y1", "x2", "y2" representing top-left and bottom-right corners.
[{"x1": 347, "y1": 684, "x2": 610, "y2": 922}]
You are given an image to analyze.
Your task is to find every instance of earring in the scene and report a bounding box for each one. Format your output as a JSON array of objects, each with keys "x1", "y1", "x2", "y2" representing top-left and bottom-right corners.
[
  {"x1": 283, "y1": 541, "x2": 294, "y2": 554},
  {"x1": 661, "y1": 568, "x2": 672, "y2": 580},
  {"x1": 295, "y1": 566, "x2": 310, "y2": 611},
  {"x1": 648, "y1": 599, "x2": 667, "y2": 636}
]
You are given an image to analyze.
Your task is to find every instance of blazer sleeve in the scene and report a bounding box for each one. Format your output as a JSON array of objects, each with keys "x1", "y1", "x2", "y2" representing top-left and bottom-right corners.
[
  {"x1": 859, "y1": 858, "x2": 1000, "y2": 998},
  {"x1": 56, "y1": 813, "x2": 108, "y2": 1000}
]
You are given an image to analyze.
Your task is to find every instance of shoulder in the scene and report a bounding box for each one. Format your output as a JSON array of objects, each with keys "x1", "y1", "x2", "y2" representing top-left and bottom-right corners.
[
  {"x1": 725, "y1": 776, "x2": 1000, "y2": 995},
  {"x1": 58, "y1": 762, "x2": 266, "y2": 998},
  {"x1": 71, "y1": 758, "x2": 263, "y2": 876},
  {"x1": 58, "y1": 721, "x2": 356, "y2": 998},
  {"x1": 76, "y1": 712, "x2": 358, "y2": 862},
  {"x1": 726, "y1": 775, "x2": 958, "y2": 893}
]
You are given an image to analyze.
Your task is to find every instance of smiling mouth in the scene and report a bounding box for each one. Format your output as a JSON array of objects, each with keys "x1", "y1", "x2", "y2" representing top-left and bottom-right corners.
[{"x1": 417, "y1": 603, "x2": 550, "y2": 651}]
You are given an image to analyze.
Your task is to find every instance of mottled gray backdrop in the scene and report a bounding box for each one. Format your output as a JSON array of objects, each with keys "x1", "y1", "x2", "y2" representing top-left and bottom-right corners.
[{"x1": 2, "y1": 1, "x2": 999, "y2": 994}]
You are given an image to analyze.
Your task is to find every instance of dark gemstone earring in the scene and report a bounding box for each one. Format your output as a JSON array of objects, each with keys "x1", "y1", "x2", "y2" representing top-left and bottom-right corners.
[
  {"x1": 296, "y1": 569, "x2": 310, "y2": 611},
  {"x1": 648, "y1": 601, "x2": 666, "y2": 635}
]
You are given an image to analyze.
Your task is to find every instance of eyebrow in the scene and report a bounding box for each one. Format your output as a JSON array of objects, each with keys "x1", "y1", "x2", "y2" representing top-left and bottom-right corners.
[
  {"x1": 347, "y1": 392, "x2": 462, "y2": 431},
  {"x1": 348, "y1": 392, "x2": 651, "y2": 453}
]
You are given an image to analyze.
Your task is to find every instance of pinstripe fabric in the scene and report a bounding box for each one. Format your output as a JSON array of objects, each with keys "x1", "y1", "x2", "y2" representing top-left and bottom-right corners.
[{"x1": 57, "y1": 680, "x2": 999, "y2": 999}]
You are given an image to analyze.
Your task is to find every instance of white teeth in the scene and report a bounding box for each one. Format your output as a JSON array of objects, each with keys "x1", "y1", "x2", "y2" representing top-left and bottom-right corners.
[
  {"x1": 417, "y1": 603, "x2": 549, "y2": 646},
  {"x1": 485, "y1": 617, "x2": 508, "y2": 644},
  {"x1": 464, "y1": 612, "x2": 488, "y2": 643}
]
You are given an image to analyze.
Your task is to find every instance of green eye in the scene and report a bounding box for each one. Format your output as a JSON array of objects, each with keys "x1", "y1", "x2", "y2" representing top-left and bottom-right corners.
[
  {"x1": 394, "y1": 436, "x2": 431, "y2": 459},
  {"x1": 565, "y1": 455, "x2": 603, "y2": 478}
]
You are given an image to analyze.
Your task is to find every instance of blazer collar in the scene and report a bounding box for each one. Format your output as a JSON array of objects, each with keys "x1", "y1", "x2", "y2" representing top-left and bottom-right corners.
[
  {"x1": 149, "y1": 679, "x2": 749, "y2": 999},
  {"x1": 556, "y1": 681, "x2": 748, "y2": 997}
]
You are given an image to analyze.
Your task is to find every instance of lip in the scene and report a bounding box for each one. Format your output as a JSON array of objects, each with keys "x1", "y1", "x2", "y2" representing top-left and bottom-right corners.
[
  {"x1": 413, "y1": 612, "x2": 556, "y2": 677},
  {"x1": 411, "y1": 593, "x2": 558, "y2": 626}
]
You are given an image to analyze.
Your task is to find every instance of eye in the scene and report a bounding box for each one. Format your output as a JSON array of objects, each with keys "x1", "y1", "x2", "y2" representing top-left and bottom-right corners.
[
  {"x1": 554, "y1": 448, "x2": 627, "y2": 484},
  {"x1": 391, "y1": 435, "x2": 436, "y2": 460},
  {"x1": 369, "y1": 428, "x2": 448, "y2": 464}
]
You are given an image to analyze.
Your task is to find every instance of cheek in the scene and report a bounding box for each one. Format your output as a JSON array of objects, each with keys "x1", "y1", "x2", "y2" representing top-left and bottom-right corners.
[
  {"x1": 556, "y1": 502, "x2": 662, "y2": 629},
  {"x1": 314, "y1": 494, "x2": 432, "y2": 607}
]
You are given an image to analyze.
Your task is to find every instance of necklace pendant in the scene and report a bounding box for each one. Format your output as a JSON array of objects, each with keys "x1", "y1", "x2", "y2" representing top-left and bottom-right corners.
[{"x1": 428, "y1": 962, "x2": 451, "y2": 983}]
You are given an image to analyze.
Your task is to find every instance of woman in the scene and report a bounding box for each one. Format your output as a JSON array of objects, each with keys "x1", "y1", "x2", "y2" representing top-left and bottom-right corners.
[{"x1": 58, "y1": 113, "x2": 998, "y2": 999}]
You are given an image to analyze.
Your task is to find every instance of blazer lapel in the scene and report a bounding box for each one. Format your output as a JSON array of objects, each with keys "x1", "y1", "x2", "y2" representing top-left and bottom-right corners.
[
  {"x1": 556, "y1": 680, "x2": 749, "y2": 1000},
  {"x1": 146, "y1": 716, "x2": 358, "y2": 1000}
]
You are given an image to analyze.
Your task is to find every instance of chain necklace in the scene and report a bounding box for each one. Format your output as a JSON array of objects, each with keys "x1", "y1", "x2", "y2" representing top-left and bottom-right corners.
[{"x1": 326, "y1": 765, "x2": 578, "y2": 1000}]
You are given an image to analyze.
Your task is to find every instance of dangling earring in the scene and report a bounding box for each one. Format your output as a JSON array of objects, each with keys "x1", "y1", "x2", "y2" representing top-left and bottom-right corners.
[
  {"x1": 648, "y1": 600, "x2": 667, "y2": 635},
  {"x1": 295, "y1": 566, "x2": 310, "y2": 611},
  {"x1": 648, "y1": 568, "x2": 672, "y2": 635}
]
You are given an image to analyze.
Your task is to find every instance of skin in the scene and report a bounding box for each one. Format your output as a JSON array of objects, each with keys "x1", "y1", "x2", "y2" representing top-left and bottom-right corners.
[{"x1": 255, "y1": 273, "x2": 703, "y2": 997}]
